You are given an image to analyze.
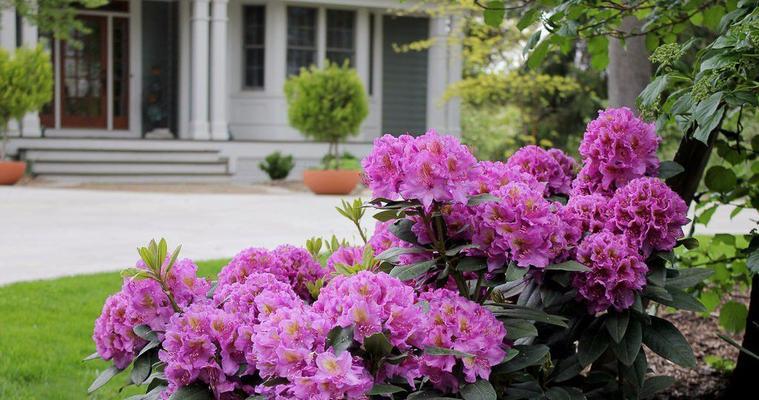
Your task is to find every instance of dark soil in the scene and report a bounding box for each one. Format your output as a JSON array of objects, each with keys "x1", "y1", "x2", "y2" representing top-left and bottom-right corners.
[{"x1": 651, "y1": 310, "x2": 742, "y2": 399}]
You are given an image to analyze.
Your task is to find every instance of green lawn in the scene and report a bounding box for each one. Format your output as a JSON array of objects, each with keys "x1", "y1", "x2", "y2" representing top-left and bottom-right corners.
[{"x1": 0, "y1": 260, "x2": 228, "y2": 400}]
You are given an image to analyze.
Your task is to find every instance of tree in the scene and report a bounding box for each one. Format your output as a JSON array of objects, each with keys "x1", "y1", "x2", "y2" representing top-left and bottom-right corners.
[
  {"x1": 0, "y1": 45, "x2": 53, "y2": 160},
  {"x1": 2, "y1": 0, "x2": 107, "y2": 42},
  {"x1": 284, "y1": 61, "x2": 368, "y2": 168},
  {"x1": 478, "y1": 0, "x2": 759, "y2": 394}
]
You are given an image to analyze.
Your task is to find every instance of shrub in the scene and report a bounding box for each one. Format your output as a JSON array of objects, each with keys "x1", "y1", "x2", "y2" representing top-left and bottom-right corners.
[
  {"x1": 284, "y1": 61, "x2": 368, "y2": 170},
  {"x1": 0, "y1": 45, "x2": 54, "y2": 160},
  {"x1": 87, "y1": 108, "x2": 707, "y2": 399},
  {"x1": 258, "y1": 151, "x2": 294, "y2": 181}
]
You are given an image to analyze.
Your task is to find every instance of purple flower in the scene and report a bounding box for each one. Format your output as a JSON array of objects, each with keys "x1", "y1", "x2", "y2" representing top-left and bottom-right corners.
[
  {"x1": 218, "y1": 246, "x2": 325, "y2": 300},
  {"x1": 606, "y1": 177, "x2": 689, "y2": 256},
  {"x1": 506, "y1": 145, "x2": 575, "y2": 195},
  {"x1": 472, "y1": 160, "x2": 545, "y2": 195},
  {"x1": 326, "y1": 246, "x2": 365, "y2": 271},
  {"x1": 573, "y1": 107, "x2": 661, "y2": 195},
  {"x1": 471, "y1": 182, "x2": 571, "y2": 270},
  {"x1": 563, "y1": 193, "x2": 610, "y2": 235},
  {"x1": 417, "y1": 288, "x2": 507, "y2": 392},
  {"x1": 362, "y1": 131, "x2": 479, "y2": 208},
  {"x1": 572, "y1": 231, "x2": 648, "y2": 314},
  {"x1": 93, "y1": 292, "x2": 146, "y2": 369}
]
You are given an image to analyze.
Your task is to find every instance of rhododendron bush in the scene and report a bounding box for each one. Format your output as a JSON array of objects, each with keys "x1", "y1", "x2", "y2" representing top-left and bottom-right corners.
[{"x1": 87, "y1": 108, "x2": 710, "y2": 400}]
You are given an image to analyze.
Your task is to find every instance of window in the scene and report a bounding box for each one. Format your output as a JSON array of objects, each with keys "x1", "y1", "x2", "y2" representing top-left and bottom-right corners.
[
  {"x1": 326, "y1": 10, "x2": 355, "y2": 66},
  {"x1": 243, "y1": 6, "x2": 266, "y2": 88},
  {"x1": 286, "y1": 7, "x2": 317, "y2": 76}
]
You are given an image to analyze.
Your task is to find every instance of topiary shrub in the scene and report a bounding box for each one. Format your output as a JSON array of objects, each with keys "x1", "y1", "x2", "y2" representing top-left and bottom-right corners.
[
  {"x1": 0, "y1": 45, "x2": 54, "y2": 160},
  {"x1": 258, "y1": 151, "x2": 295, "y2": 181},
  {"x1": 284, "y1": 61, "x2": 368, "y2": 170}
]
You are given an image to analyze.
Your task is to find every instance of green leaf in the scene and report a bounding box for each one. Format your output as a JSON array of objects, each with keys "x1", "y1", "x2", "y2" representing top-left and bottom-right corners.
[
  {"x1": 610, "y1": 319, "x2": 642, "y2": 366},
  {"x1": 643, "y1": 284, "x2": 673, "y2": 303},
  {"x1": 659, "y1": 161, "x2": 685, "y2": 179},
  {"x1": 483, "y1": 1, "x2": 505, "y2": 27},
  {"x1": 640, "y1": 376, "x2": 675, "y2": 399},
  {"x1": 492, "y1": 344, "x2": 549, "y2": 375},
  {"x1": 490, "y1": 305, "x2": 568, "y2": 327},
  {"x1": 523, "y1": 31, "x2": 541, "y2": 55},
  {"x1": 461, "y1": 380, "x2": 497, "y2": 400},
  {"x1": 578, "y1": 320, "x2": 609, "y2": 366},
  {"x1": 748, "y1": 248, "x2": 759, "y2": 274},
  {"x1": 719, "y1": 301, "x2": 748, "y2": 333},
  {"x1": 623, "y1": 351, "x2": 648, "y2": 390},
  {"x1": 643, "y1": 316, "x2": 697, "y2": 368},
  {"x1": 168, "y1": 384, "x2": 213, "y2": 400},
  {"x1": 376, "y1": 246, "x2": 427, "y2": 262},
  {"x1": 389, "y1": 259, "x2": 436, "y2": 281},
  {"x1": 373, "y1": 209, "x2": 399, "y2": 222},
  {"x1": 468, "y1": 193, "x2": 499, "y2": 206},
  {"x1": 545, "y1": 260, "x2": 589, "y2": 272},
  {"x1": 425, "y1": 346, "x2": 476, "y2": 358},
  {"x1": 605, "y1": 310, "x2": 630, "y2": 344},
  {"x1": 503, "y1": 319, "x2": 538, "y2": 341},
  {"x1": 326, "y1": 325, "x2": 354, "y2": 355},
  {"x1": 678, "y1": 237, "x2": 700, "y2": 250},
  {"x1": 680, "y1": 266, "x2": 713, "y2": 291},
  {"x1": 704, "y1": 165, "x2": 737, "y2": 193},
  {"x1": 87, "y1": 365, "x2": 122, "y2": 394},
  {"x1": 83, "y1": 352, "x2": 100, "y2": 361},
  {"x1": 551, "y1": 354, "x2": 583, "y2": 383},
  {"x1": 692, "y1": 92, "x2": 724, "y2": 143},
  {"x1": 364, "y1": 332, "x2": 393, "y2": 358},
  {"x1": 638, "y1": 75, "x2": 669, "y2": 106},
  {"x1": 658, "y1": 286, "x2": 707, "y2": 312},
  {"x1": 700, "y1": 291, "x2": 720, "y2": 312},
  {"x1": 457, "y1": 256, "x2": 488, "y2": 272},
  {"x1": 526, "y1": 40, "x2": 550, "y2": 70},
  {"x1": 516, "y1": 8, "x2": 540, "y2": 30},
  {"x1": 697, "y1": 205, "x2": 718, "y2": 225},
  {"x1": 368, "y1": 384, "x2": 405, "y2": 395},
  {"x1": 134, "y1": 325, "x2": 159, "y2": 342},
  {"x1": 388, "y1": 219, "x2": 419, "y2": 245},
  {"x1": 505, "y1": 262, "x2": 529, "y2": 281},
  {"x1": 131, "y1": 351, "x2": 152, "y2": 385}
]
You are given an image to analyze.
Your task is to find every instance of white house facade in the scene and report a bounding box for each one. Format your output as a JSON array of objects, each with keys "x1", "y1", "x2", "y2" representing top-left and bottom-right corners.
[{"x1": 2, "y1": 0, "x2": 462, "y2": 182}]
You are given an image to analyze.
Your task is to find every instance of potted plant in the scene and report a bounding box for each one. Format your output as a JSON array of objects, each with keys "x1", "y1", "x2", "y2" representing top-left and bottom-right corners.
[
  {"x1": 284, "y1": 61, "x2": 368, "y2": 195},
  {"x1": 0, "y1": 45, "x2": 54, "y2": 185}
]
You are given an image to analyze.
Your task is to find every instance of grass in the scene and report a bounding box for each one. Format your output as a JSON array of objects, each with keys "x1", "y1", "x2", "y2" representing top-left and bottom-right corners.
[{"x1": 0, "y1": 259, "x2": 228, "y2": 400}]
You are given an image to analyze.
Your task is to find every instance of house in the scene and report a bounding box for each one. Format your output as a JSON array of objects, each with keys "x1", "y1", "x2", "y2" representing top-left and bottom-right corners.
[{"x1": 2, "y1": 0, "x2": 462, "y2": 183}]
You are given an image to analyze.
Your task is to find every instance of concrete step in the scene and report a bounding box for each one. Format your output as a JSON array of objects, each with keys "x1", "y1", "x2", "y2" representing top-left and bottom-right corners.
[
  {"x1": 22, "y1": 149, "x2": 221, "y2": 163},
  {"x1": 38, "y1": 174, "x2": 234, "y2": 184},
  {"x1": 31, "y1": 160, "x2": 229, "y2": 175}
]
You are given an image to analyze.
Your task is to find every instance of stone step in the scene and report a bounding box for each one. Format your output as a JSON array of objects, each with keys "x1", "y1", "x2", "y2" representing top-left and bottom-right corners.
[
  {"x1": 22, "y1": 149, "x2": 221, "y2": 163},
  {"x1": 31, "y1": 160, "x2": 229, "y2": 175},
  {"x1": 37, "y1": 173, "x2": 234, "y2": 184}
]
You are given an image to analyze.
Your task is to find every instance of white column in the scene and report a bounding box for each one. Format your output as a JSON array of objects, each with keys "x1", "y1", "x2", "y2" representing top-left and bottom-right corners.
[
  {"x1": 209, "y1": 0, "x2": 229, "y2": 140},
  {"x1": 178, "y1": 0, "x2": 191, "y2": 138},
  {"x1": 20, "y1": 16, "x2": 42, "y2": 136},
  {"x1": 316, "y1": 7, "x2": 326, "y2": 67},
  {"x1": 446, "y1": 16, "x2": 463, "y2": 137},
  {"x1": 355, "y1": 9, "x2": 370, "y2": 88},
  {"x1": 129, "y1": 0, "x2": 142, "y2": 135},
  {"x1": 372, "y1": 12, "x2": 383, "y2": 134},
  {"x1": 190, "y1": 0, "x2": 211, "y2": 140},
  {"x1": 426, "y1": 16, "x2": 448, "y2": 133},
  {"x1": 267, "y1": 1, "x2": 286, "y2": 95},
  {"x1": 1, "y1": 9, "x2": 20, "y2": 137}
]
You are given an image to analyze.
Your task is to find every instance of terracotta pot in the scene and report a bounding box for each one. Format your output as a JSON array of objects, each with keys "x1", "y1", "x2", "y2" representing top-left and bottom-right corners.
[
  {"x1": 0, "y1": 160, "x2": 26, "y2": 185},
  {"x1": 303, "y1": 169, "x2": 361, "y2": 195}
]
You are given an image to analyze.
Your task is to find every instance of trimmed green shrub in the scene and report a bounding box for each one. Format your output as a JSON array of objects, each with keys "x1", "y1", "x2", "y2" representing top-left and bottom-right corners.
[
  {"x1": 258, "y1": 151, "x2": 295, "y2": 181},
  {"x1": 284, "y1": 61, "x2": 368, "y2": 169}
]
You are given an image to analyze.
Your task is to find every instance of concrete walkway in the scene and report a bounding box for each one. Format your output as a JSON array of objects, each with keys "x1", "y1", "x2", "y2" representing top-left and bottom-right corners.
[
  {"x1": 0, "y1": 186, "x2": 756, "y2": 285},
  {"x1": 0, "y1": 187, "x2": 366, "y2": 285}
]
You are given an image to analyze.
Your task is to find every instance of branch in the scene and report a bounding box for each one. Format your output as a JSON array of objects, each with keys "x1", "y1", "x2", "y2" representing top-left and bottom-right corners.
[{"x1": 472, "y1": 0, "x2": 534, "y2": 11}]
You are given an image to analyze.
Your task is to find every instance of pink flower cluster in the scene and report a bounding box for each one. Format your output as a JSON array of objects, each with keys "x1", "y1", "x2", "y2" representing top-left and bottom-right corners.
[
  {"x1": 362, "y1": 131, "x2": 479, "y2": 207},
  {"x1": 472, "y1": 160, "x2": 545, "y2": 195},
  {"x1": 572, "y1": 231, "x2": 648, "y2": 314},
  {"x1": 573, "y1": 107, "x2": 661, "y2": 196},
  {"x1": 471, "y1": 182, "x2": 574, "y2": 270},
  {"x1": 606, "y1": 177, "x2": 688, "y2": 257},
  {"x1": 251, "y1": 304, "x2": 372, "y2": 399},
  {"x1": 93, "y1": 258, "x2": 209, "y2": 369},
  {"x1": 218, "y1": 245, "x2": 325, "y2": 300},
  {"x1": 418, "y1": 289, "x2": 507, "y2": 392},
  {"x1": 326, "y1": 245, "x2": 365, "y2": 270},
  {"x1": 506, "y1": 145, "x2": 576, "y2": 196},
  {"x1": 563, "y1": 193, "x2": 610, "y2": 235}
]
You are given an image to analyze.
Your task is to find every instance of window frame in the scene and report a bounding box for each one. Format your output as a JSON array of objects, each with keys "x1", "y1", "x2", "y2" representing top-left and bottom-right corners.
[
  {"x1": 242, "y1": 4, "x2": 266, "y2": 90},
  {"x1": 325, "y1": 9, "x2": 356, "y2": 67},
  {"x1": 285, "y1": 5, "x2": 318, "y2": 77}
]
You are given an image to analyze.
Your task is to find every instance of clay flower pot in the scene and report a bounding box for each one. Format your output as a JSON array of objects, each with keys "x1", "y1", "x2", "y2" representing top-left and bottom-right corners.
[
  {"x1": 303, "y1": 169, "x2": 361, "y2": 195},
  {"x1": 0, "y1": 160, "x2": 26, "y2": 185}
]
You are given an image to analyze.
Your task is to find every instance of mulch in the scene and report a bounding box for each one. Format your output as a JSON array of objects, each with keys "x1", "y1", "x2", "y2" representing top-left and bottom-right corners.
[{"x1": 651, "y1": 309, "x2": 743, "y2": 399}]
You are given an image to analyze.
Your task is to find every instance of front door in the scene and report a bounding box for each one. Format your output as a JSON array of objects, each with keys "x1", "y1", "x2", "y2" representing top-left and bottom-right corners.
[{"x1": 60, "y1": 15, "x2": 108, "y2": 129}]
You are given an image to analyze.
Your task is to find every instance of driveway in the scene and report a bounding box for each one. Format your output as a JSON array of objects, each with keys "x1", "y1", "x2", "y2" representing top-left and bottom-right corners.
[
  {"x1": 0, "y1": 186, "x2": 756, "y2": 285},
  {"x1": 0, "y1": 186, "x2": 366, "y2": 285}
]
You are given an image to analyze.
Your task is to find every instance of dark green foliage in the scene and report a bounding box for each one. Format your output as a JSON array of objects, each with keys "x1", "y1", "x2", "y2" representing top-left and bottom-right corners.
[{"x1": 258, "y1": 151, "x2": 294, "y2": 181}]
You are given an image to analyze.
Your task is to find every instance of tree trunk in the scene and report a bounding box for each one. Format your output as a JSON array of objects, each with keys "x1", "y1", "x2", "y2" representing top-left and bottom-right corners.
[
  {"x1": 725, "y1": 275, "x2": 759, "y2": 398},
  {"x1": 607, "y1": 16, "x2": 651, "y2": 110},
  {"x1": 666, "y1": 124, "x2": 719, "y2": 205}
]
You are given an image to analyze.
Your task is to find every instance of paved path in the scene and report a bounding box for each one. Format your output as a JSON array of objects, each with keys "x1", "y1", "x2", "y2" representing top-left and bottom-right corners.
[
  {"x1": 0, "y1": 187, "x2": 366, "y2": 285},
  {"x1": 0, "y1": 187, "x2": 756, "y2": 285}
]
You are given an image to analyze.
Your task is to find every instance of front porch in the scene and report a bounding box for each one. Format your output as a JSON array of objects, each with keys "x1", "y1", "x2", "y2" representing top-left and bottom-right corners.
[{"x1": 1, "y1": 0, "x2": 461, "y2": 143}]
